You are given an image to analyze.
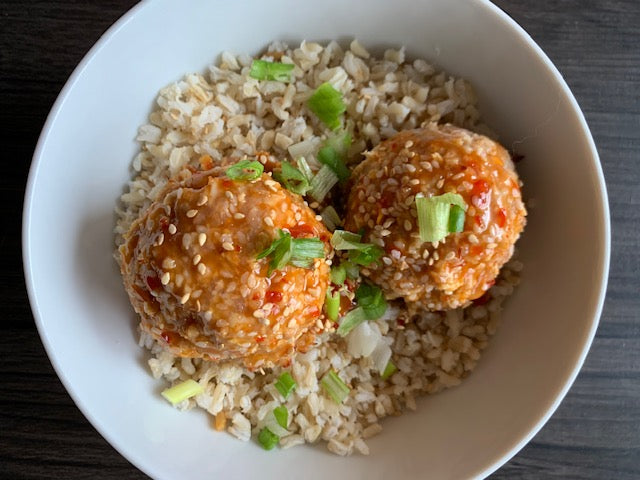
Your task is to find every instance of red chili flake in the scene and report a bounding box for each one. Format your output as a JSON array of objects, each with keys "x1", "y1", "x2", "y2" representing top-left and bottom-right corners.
[
  {"x1": 256, "y1": 335, "x2": 265, "y2": 343},
  {"x1": 221, "y1": 178, "x2": 233, "y2": 189},
  {"x1": 307, "y1": 306, "x2": 320, "y2": 317},
  {"x1": 380, "y1": 190, "x2": 395, "y2": 209},
  {"x1": 397, "y1": 317, "x2": 406, "y2": 327},
  {"x1": 160, "y1": 332, "x2": 171, "y2": 344},
  {"x1": 472, "y1": 179, "x2": 490, "y2": 196},
  {"x1": 146, "y1": 275, "x2": 161, "y2": 291},
  {"x1": 265, "y1": 290, "x2": 283, "y2": 303},
  {"x1": 288, "y1": 223, "x2": 315, "y2": 238},
  {"x1": 252, "y1": 293, "x2": 261, "y2": 301},
  {"x1": 159, "y1": 216, "x2": 169, "y2": 230},
  {"x1": 496, "y1": 208, "x2": 507, "y2": 228},
  {"x1": 234, "y1": 244, "x2": 242, "y2": 252}
]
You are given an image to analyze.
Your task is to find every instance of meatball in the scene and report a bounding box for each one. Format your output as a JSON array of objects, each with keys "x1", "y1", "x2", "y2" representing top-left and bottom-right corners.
[
  {"x1": 344, "y1": 124, "x2": 526, "y2": 311},
  {"x1": 119, "y1": 167, "x2": 331, "y2": 370}
]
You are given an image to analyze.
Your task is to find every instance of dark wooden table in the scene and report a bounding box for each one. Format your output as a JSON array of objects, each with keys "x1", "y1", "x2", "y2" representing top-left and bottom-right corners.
[{"x1": 1, "y1": 1, "x2": 638, "y2": 478}]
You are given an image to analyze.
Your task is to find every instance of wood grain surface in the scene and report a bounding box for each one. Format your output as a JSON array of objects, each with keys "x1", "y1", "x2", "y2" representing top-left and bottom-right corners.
[{"x1": 1, "y1": 1, "x2": 638, "y2": 478}]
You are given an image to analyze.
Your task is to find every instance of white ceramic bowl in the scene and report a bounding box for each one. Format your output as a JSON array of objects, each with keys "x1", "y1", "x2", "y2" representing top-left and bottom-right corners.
[{"x1": 23, "y1": 0, "x2": 609, "y2": 478}]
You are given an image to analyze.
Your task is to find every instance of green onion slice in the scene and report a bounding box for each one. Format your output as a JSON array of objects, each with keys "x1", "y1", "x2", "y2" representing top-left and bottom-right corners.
[
  {"x1": 330, "y1": 265, "x2": 347, "y2": 286},
  {"x1": 325, "y1": 130, "x2": 352, "y2": 158},
  {"x1": 249, "y1": 59, "x2": 294, "y2": 82},
  {"x1": 343, "y1": 260, "x2": 360, "y2": 279},
  {"x1": 307, "y1": 82, "x2": 346, "y2": 130},
  {"x1": 273, "y1": 406, "x2": 289, "y2": 429},
  {"x1": 309, "y1": 164, "x2": 339, "y2": 202},
  {"x1": 348, "y1": 244, "x2": 383, "y2": 266},
  {"x1": 225, "y1": 159, "x2": 264, "y2": 181},
  {"x1": 320, "y1": 370, "x2": 350, "y2": 403},
  {"x1": 257, "y1": 230, "x2": 324, "y2": 274},
  {"x1": 381, "y1": 360, "x2": 397, "y2": 380},
  {"x1": 355, "y1": 283, "x2": 387, "y2": 320},
  {"x1": 415, "y1": 192, "x2": 467, "y2": 242},
  {"x1": 336, "y1": 306, "x2": 367, "y2": 337},
  {"x1": 161, "y1": 379, "x2": 204, "y2": 405},
  {"x1": 258, "y1": 427, "x2": 279, "y2": 450},
  {"x1": 448, "y1": 204, "x2": 466, "y2": 233},
  {"x1": 273, "y1": 161, "x2": 311, "y2": 196},
  {"x1": 330, "y1": 230, "x2": 364, "y2": 250},
  {"x1": 320, "y1": 205, "x2": 342, "y2": 232},
  {"x1": 296, "y1": 156, "x2": 314, "y2": 182},
  {"x1": 325, "y1": 289, "x2": 340, "y2": 322},
  {"x1": 274, "y1": 372, "x2": 297, "y2": 399},
  {"x1": 317, "y1": 145, "x2": 350, "y2": 182}
]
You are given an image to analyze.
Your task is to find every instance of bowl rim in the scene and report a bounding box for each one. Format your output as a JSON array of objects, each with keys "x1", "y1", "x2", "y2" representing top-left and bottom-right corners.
[{"x1": 22, "y1": 0, "x2": 610, "y2": 478}]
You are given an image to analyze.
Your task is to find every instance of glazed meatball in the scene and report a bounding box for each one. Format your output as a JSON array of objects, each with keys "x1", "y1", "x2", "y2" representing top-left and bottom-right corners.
[
  {"x1": 120, "y1": 167, "x2": 331, "y2": 370},
  {"x1": 344, "y1": 124, "x2": 526, "y2": 311}
]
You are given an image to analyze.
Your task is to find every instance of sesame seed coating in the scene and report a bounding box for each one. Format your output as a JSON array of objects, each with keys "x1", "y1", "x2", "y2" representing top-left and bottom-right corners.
[
  {"x1": 119, "y1": 166, "x2": 332, "y2": 369},
  {"x1": 344, "y1": 124, "x2": 526, "y2": 311}
]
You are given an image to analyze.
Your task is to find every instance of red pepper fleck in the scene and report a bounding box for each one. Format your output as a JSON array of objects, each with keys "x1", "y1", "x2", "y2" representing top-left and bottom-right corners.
[
  {"x1": 380, "y1": 190, "x2": 395, "y2": 209},
  {"x1": 159, "y1": 217, "x2": 169, "y2": 230},
  {"x1": 496, "y1": 208, "x2": 507, "y2": 228},
  {"x1": 472, "y1": 179, "x2": 490, "y2": 196},
  {"x1": 160, "y1": 331, "x2": 171, "y2": 344},
  {"x1": 265, "y1": 290, "x2": 283, "y2": 303},
  {"x1": 146, "y1": 275, "x2": 161, "y2": 291},
  {"x1": 252, "y1": 293, "x2": 261, "y2": 301},
  {"x1": 397, "y1": 317, "x2": 406, "y2": 327},
  {"x1": 221, "y1": 178, "x2": 233, "y2": 189},
  {"x1": 288, "y1": 223, "x2": 315, "y2": 238},
  {"x1": 256, "y1": 335, "x2": 265, "y2": 343}
]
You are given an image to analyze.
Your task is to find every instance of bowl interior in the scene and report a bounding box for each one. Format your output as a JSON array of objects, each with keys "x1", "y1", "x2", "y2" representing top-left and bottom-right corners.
[{"x1": 24, "y1": 0, "x2": 608, "y2": 479}]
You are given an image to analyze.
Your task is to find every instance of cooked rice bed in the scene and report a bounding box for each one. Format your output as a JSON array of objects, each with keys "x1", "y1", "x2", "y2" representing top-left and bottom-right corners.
[{"x1": 115, "y1": 40, "x2": 522, "y2": 455}]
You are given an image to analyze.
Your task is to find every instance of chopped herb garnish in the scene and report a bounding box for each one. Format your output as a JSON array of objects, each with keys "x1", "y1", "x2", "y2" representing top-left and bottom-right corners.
[
  {"x1": 381, "y1": 360, "x2": 397, "y2": 380},
  {"x1": 330, "y1": 265, "x2": 347, "y2": 286},
  {"x1": 161, "y1": 379, "x2": 204, "y2": 405},
  {"x1": 348, "y1": 244, "x2": 383, "y2": 266},
  {"x1": 355, "y1": 283, "x2": 387, "y2": 320},
  {"x1": 416, "y1": 192, "x2": 467, "y2": 242},
  {"x1": 307, "y1": 82, "x2": 346, "y2": 130},
  {"x1": 273, "y1": 161, "x2": 311, "y2": 196},
  {"x1": 330, "y1": 230, "x2": 383, "y2": 267},
  {"x1": 258, "y1": 427, "x2": 279, "y2": 450},
  {"x1": 317, "y1": 146, "x2": 350, "y2": 182},
  {"x1": 273, "y1": 406, "x2": 288, "y2": 429},
  {"x1": 274, "y1": 372, "x2": 297, "y2": 399},
  {"x1": 330, "y1": 230, "x2": 365, "y2": 250},
  {"x1": 320, "y1": 370, "x2": 350, "y2": 403},
  {"x1": 325, "y1": 289, "x2": 340, "y2": 322},
  {"x1": 309, "y1": 164, "x2": 339, "y2": 202},
  {"x1": 336, "y1": 306, "x2": 367, "y2": 337},
  {"x1": 257, "y1": 230, "x2": 325, "y2": 275},
  {"x1": 225, "y1": 159, "x2": 264, "y2": 181},
  {"x1": 249, "y1": 59, "x2": 295, "y2": 82},
  {"x1": 320, "y1": 205, "x2": 342, "y2": 232}
]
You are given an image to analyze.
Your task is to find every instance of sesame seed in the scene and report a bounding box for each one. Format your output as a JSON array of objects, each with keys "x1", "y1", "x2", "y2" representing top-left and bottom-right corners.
[
  {"x1": 445, "y1": 251, "x2": 456, "y2": 261},
  {"x1": 204, "y1": 311, "x2": 213, "y2": 321},
  {"x1": 264, "y1": 217, "x2": 274, "y2": 227},
  {"x1": 261, "y1": 318, "x2": 270, "y2": 326},
  {"x1": 436, "y1": 179, "x2": 445, "y2": 189},
  {"x1": 404, "y1": 220, "x2": 412, "y2": 231},
  {"x1": 433, "y1": 251, "x2": 440, "y2": 260},
  {"x1": 168, "y1": 224, "x2": 177, "y2": 234},
  {"x1": 186, "y1": 209, "x2": 198, "y2": 218},
  {"x1": 404, "y1": 140, "x2": 414, "y2": 148},
  {"x1": 222, "y1": 242, "x2": 234, "y2": 251},
  {"x1": 180, "y1": 292, "x2": 191, "y2": 304},
  {"x1": 157, "y1": 233, "x2": 165, "y2": 246},
  {"x1": 197, "y1": 195, "x2": 208, "y2": 206},
  {"x1": 198, "y1": 233, "x2": 207, "y2": 246},
  {"x1": 410, "y1": 178, "x2": 420, "y2": 185},
  {"x1": 428, "y1": 257, "x2": 434, "y2": 266},
  {"x1": 196, "y1": 300, "x2": 201, "y2": 312},
  {"x1": 234, "y1": 213, "x2": 245, "y2": 219},
  {"x1": 161, "y1": 272, "x2": 170, "y2": 285},
  {"x1": 382, "y1": 256, "x2": 392, "y2": 265},
  {"x1": 468, "y1": 233, "x2": 480, "y2": 244},
  {"x1": 192, "y1": 289, "x2": 202, "y2": 299},
  {"x1": 192, "y1": 254, "x2": 201, "y2": 265},
  {"x1": 162, "y1": 258, "x2": 176, "y2": 270},
  {"x1": 253, "y1": 309, "x2": 265, "y2": 318},
  {"x1": 197, "y1": 263, "x2": 207, "y2": 275}
]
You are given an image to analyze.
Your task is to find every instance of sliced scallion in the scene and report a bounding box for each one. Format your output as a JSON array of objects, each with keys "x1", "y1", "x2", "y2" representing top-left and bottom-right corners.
[
  {"x1": 318, "y1": 145, "x2": 350, "y2": 182},
  {"x1": 336, "y1": 306, "x2": 367, "y2": 337},
  {"x1": 257, "y1": 231, "x2": 324, "y2": 274},
  {"x1": 348, "y1": 244, "x2": 383, "y2": 266},
  {"x1": 309, "y1": 164, "x2": 339, "y2": 202},
  {"x1": 381, "y1": 360, "x2": 397, "y2": 380},
  {"x1": 273, "y1": 161, "x2": 311, "y2": 196},
  {"x1": 448, "y1": 204, "x2": 466, "y2": 233},
  {"x1": 320, "y1": 205, "x2": 342, "y2": 232},
  {"x1": 325, "y1": 130, "x2": 352, "y2": 158},
  {"x1": 343, "y1": 260, "x2": 360, "y2": 279},
  {"x1": 296, "y1": 156, "x2": 314, "y2": 182},
  {"x1": 273, "y1": 406, "x2": 288, "y2": 429},
  {"x1": 330, "y1": 265, "x2": 347, "y2": 286},
  {"x1": 355, "y1": 283, "x2": 387, "y2": 320},
  {"x1": 249, "y1": 59, "x2": 295, "y2": 82},
  {"x1": 161, "y1": 379, "x2": 204, "y2": 405},
  {"x1": 325, "y1": 290, "x2": 340, "y2": 322},
  {"x1": 258, "y1": 427, "x2": 279, "y2": 450},
  {"x1": 274, "y1": 372, "x2": 297, "y2": 399},
  {"x1": 320, "y1": 370, "x2": 350, "y2": 403},
  {"x1": 415, "y1": 192, "x2": 468, "y2": 243},
  {"x1": 307, "y1": 82, "x2": 346, "y2": 130},
  {"x1": 225, "y1": 159, "x2": 264, "y2": 181},
  {"x1": 330, "y1": 230, "x2": 364, "y2": 250}
]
